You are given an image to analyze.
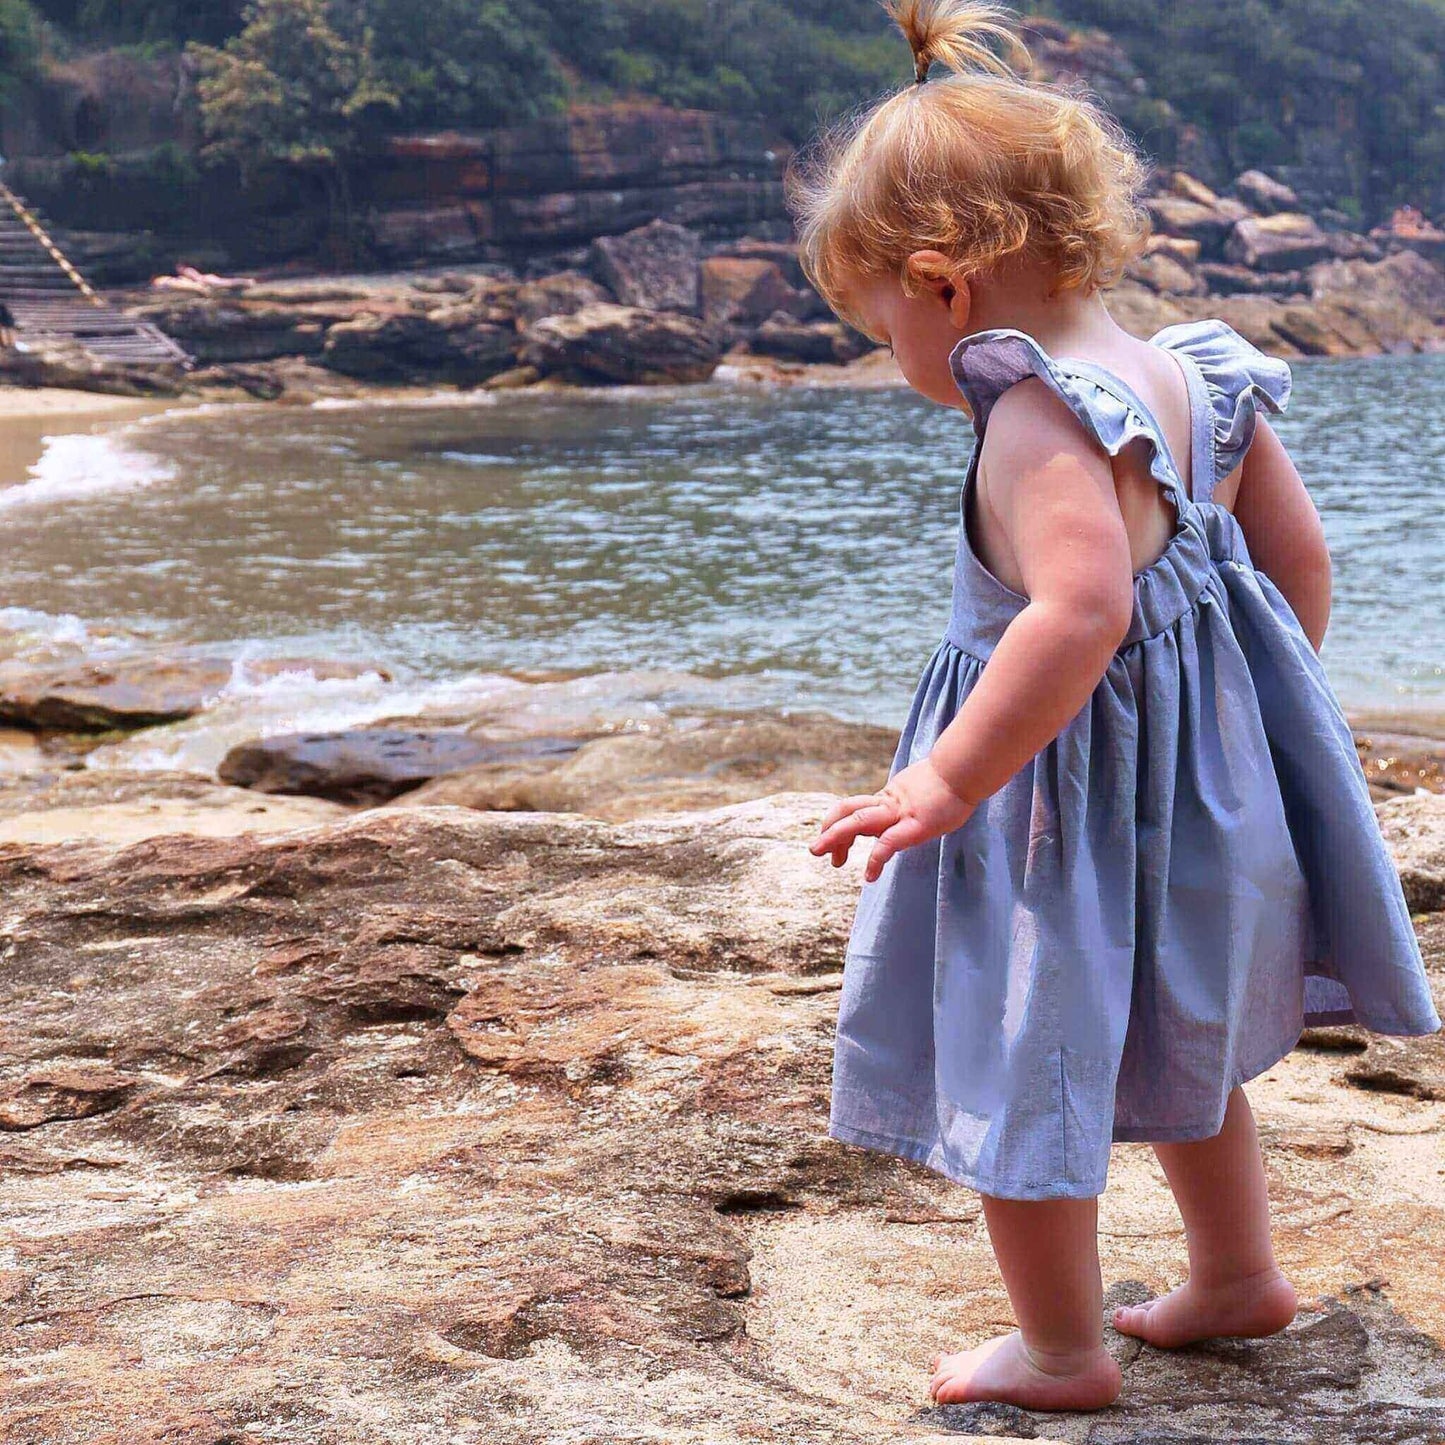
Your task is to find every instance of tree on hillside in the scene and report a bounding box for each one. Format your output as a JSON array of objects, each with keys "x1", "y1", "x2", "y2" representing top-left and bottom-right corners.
[
  {"x1": 350, "y1": 0, "x2": 566, "y2": 130},
  {"x1": 187, "y1": 0, "x2": 398, "y2": 256},
  {"x1": 33, "y1": 0, "x2": 246, "y2": 46},
  {"x1": 0, "y1": 0, "x2": 42, "y2": 101}
]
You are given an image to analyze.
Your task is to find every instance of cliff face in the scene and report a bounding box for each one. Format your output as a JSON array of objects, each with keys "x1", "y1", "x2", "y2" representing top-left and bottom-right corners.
[{"x1": 358, "y1": 104, "x2": 790, "y2": 266}]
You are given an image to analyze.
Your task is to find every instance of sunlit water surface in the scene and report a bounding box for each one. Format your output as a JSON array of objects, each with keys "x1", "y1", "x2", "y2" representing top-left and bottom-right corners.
[{"x1": 1, "y1": 352, "x2": 1440, "y2": 767}]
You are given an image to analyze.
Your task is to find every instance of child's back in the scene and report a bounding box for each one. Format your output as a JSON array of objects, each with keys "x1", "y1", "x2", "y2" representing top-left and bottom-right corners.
[{"x1": 786, "y1": 0, "x2": 1442, "y2": 1415}]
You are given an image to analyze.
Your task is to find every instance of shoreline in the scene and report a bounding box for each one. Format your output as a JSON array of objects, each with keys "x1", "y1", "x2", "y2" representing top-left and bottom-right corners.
[{"x1": 0, "y1": 377, "x2": 1438, "y2": 850}]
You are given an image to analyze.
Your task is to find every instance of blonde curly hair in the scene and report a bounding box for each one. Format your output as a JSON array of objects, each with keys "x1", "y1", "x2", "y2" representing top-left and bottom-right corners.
[{"x1": 784, "y1": 0, "x2": 1152, "y2": 341}]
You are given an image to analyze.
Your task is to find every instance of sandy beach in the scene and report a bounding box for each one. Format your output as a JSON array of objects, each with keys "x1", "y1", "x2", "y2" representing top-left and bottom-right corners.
[{"x1": 0, "y1": 386, "x2": 196, "y2": 488}]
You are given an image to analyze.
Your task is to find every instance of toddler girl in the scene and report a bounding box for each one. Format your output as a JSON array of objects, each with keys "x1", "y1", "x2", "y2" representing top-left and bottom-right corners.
[{"x1": 786, "y1": 0, "x2": 1443, "y2": 1414}]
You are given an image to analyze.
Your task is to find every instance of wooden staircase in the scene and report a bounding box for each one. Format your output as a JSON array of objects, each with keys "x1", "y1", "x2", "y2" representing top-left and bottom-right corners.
[{"x1": 0, "y1": 180, "x2": 191, "y2": 369}]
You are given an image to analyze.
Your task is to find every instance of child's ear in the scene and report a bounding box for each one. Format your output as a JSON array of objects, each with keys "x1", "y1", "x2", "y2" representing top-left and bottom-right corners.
[
  {"x1": 908, "y1": 252, "x2": 973, "y2": 332},
  {"x1": 944, "y1": 275, "x2": 972, "y2": 332}
]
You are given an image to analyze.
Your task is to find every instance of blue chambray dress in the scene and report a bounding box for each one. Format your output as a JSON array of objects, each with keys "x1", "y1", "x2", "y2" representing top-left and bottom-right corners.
[{"x1": 829, "y1": 318, "x2": 1443, "y2": 1201}]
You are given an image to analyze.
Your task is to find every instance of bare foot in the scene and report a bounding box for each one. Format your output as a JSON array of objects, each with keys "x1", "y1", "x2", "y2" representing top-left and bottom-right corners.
[
  {"x1": 928, "y1": 1329, "x2": 1123, "y2": 1410},
  {"x1": 1112, "y1": 1265, "x2": 1297, "y2": 1348}
]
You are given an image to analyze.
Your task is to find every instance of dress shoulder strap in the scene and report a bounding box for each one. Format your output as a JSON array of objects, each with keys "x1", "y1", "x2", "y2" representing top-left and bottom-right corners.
[
  {"x1": 948, "y1": 326, "x2": 1195, "y2": 522},
  {"x1": 1148, "y1": 319, "x2": 1292, "y2": 502}
]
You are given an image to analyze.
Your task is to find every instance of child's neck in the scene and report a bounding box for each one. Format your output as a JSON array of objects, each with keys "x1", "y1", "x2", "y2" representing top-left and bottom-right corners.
[{"x1": 965, "y1": 264, "x2": 1130, "y2": 357}]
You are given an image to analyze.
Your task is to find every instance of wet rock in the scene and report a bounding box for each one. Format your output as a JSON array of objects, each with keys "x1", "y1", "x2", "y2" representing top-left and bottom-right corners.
[
  {"x1": 588, "y1": 218, "x2": 702, "y2": 314},
  {"x1": 0, "y1": 651, "x2": 233, "y2": 731},
  {"x1": 0, "y1": 652, "x2": 388, "y2": 733},
  {"x1": 403, "y1": 710, "x2": 899, "y2": 820},
  {"x1": 511, "y1": 269, "x2": 610, "y2": 329},
  {"x1": 1347, "y1": 711, "x2": 1445, "y2": 799},
  {"x1": 1225, "y1": 213, "x2": 1336, "y2": 273},
  {"x1": 517, "y1": 301, "x2": 725, "y2": 384},
  {"x1": 218, "y1": 728, "x2": 585, "y2": 805},
  {"x1": 319, "y1": 308, "x2": 517, "y2": 384},
  {"x1": 1231, "y1": 169, "x2": 1301, "y2": 216}
]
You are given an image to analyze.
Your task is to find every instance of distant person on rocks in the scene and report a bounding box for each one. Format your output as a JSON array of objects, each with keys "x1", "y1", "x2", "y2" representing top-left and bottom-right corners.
[{"x1": 787, "y1": 0, "x2": 1441, "y2": 1414}]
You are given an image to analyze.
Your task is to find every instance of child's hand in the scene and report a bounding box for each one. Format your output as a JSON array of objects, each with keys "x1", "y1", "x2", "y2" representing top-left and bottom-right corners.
[{"x1": 808, "y1": 756, "x2": 979, "y2": 884}]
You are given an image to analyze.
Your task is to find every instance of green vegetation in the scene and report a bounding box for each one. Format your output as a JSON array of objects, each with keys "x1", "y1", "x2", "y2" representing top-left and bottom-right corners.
[
  {"x1": 0, "y1": 0, "x2": 42, "y2": 100},
  {"x1": 1, "y1": 0, "x2": 1442, "y2": 221},
  {"x1": 1040, "y1": 0, "x2": 1445, "y2": 212}
]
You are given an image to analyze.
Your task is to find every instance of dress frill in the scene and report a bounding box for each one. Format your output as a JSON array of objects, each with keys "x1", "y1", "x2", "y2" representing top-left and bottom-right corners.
[{"x1": 828, "y1": 319, "x2": 1442, "y2": 1202}]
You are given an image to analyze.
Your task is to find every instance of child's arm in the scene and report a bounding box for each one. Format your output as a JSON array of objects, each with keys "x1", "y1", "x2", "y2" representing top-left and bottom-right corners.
[
  {"x1": 926, "y1": 381, "x2": 1136, "y2": 803},
  {"x1": 810, "y1": 381, "x2": 1134, "y2": 880},
  {"x1": 1229, "y1": 418, "x2": 1332, "y2": 653}
]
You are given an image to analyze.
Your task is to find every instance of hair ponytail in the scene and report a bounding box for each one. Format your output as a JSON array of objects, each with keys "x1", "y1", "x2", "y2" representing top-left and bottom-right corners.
[
  {"x1": 784, "y1": 0, "x2": 1150, "y2": 325},
  {"x1": 882, "y1": 0, "x2": 1031, "y2": 84}
]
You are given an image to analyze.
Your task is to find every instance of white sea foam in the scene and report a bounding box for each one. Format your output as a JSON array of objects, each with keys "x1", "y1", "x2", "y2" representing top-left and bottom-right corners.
[
  {"x1": 0, "y1": 429, "x2": 176, "y2": 511},
  {"x1": 84, "y1": 659, "x2": 536, "y2": 776}
]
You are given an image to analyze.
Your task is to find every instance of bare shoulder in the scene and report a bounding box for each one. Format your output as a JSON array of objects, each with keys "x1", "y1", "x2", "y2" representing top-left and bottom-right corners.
[{"x1": 978, "y1": 377, "x2": 1114, "y2": 502}]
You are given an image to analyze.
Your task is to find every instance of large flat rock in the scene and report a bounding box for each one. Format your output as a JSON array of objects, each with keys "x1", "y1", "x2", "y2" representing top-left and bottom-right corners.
[{"x1": 0, "y1": 795, "x2": 1441, "y2": 1442}]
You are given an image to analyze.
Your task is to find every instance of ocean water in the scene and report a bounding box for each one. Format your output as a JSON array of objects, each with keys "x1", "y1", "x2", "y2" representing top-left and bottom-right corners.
[{"x1": 0, "y1": 352, "x2": 1441, "y2": 769}]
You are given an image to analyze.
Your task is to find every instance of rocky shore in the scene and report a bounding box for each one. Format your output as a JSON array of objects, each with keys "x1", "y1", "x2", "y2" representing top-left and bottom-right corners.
[
  {"x1": 4, "y1": 163, "x2": 1442, "y2": 404},
  {"x1": 0, "y1": 509, "x2": 1441, "y2": 1439},
  {"x1": 0, "y1": 772, "x2": 1442, "y2": 1441}
]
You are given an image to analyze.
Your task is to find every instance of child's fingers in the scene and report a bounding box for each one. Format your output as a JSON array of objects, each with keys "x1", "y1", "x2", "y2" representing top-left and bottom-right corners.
[
  {"x1": 814, "y1": 791, "x2": 888, "y2": 839},
  {"x1": 863, "y1": 816, "x2": 931, "y2": 884},
  {"x1": 810, "y1": 798, "x2": 897, "y2": 857}
]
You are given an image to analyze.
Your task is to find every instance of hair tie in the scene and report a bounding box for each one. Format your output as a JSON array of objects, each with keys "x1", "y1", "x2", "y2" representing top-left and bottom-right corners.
[{"x1": 915, "y1": 58, "x2": 930, "y2": 84}]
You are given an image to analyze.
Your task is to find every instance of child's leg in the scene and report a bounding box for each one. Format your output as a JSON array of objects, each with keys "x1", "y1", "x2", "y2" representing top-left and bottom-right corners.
[
  {"x1": 1112, "y1": 1084, "x2": 1298, "y2": 1348},
  {"x1": 929, "y1": 1194, "x2": 1122, "y2": 1409}
]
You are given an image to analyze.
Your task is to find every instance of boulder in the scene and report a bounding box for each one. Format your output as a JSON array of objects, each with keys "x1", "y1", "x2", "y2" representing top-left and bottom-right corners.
[
  {"x1": 134, "y1": 299, "x2": 330, "y2": 363},
  {"x1": 1270, "y1": 305, "x2": 1358, "y2": 357},
  {"x1": 1144, "y1": 234, "x2": 1202, "y2": 265},
  {"x1": 1232, "y1": 169, "x2": 1301, "y2": 216},
  {"x1": 511, "y1": 269, "x2": 610, "y2": 329},
  {"x1": 402, "y1": 710, "x2": 900, "y2": 820},
  {"x1": 517, "y1": 301, "x2": 725, "y2": 384},
  {"x1": 750, "y1": 311, "x2": 871, "y2": 365},
  {"x1": 1144, "y1": 196, "x2": 1246, "y2": 258},
  {"x1": 708, "y1": 237, "x2": 810, "y2": 290},
  {"x1": 0, "y1": 337, "x2": 184, "y2": 397},
  {"x1": 218, "y1": 728, "x2": 586, "y2": 805},
  {"x1": 699, "y1": 257, "x2": 800, "y2": 334},
  {"x1": 1168, "y1": 171, "x2": 1221, "y2": 207},
  {"x1": 1226, "y1": 213, "x2": 1336, "y2": 273},
  {"x1": 588, "y1": 218, "x2": 702, "y2": 313},
  {"x1": 1309, "y1": 250, "x2": 1445, "y2": 324},
  {"x1": 1199, "y1": 261, "x2": 1305, "y2": 296},
  {"x1": 0, "y1": 652, "x2": 389, "y2": 733},
  {"x1": 1377, "y1": 792, "x2": 1445, "y2": 912},
  {"x1": 319, "y1": 308, "x2": 517, "y2": 384},
  {"x1": 1127, "y1": 250, "x2": 1207, "y2": 296}
]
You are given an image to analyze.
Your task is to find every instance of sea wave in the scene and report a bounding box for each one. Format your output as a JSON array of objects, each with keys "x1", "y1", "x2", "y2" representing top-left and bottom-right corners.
[{"x1": 0, "y1": 428, "x2": 176, "y2": 511}]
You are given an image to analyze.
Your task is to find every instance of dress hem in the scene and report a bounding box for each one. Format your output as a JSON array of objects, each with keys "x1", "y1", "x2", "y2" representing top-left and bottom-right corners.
[{"x1": 829, "y1": 1021, "x2": 1314, "y2": 1200}]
